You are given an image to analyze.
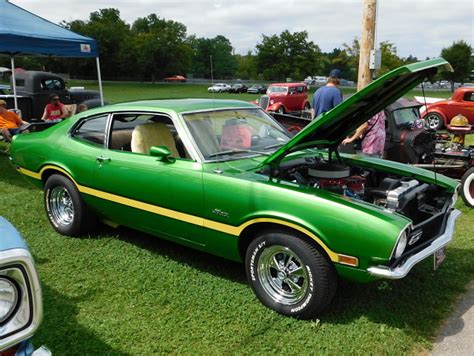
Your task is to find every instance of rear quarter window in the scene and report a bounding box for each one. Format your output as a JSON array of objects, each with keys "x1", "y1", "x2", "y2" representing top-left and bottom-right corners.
[{"x1": 72, "y1": 115, "x2": 108, "y2": 146}]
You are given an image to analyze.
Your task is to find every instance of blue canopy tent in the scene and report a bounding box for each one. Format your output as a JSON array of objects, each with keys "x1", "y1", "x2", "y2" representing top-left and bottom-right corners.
[{"x1": 0, "y1": 0, "x2": 104, "y2": 109}]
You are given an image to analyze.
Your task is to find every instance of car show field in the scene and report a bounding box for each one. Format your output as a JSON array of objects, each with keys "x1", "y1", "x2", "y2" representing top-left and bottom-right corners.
[{"x1": 0, "y1": 67, "x2": 473, "y2": 354}]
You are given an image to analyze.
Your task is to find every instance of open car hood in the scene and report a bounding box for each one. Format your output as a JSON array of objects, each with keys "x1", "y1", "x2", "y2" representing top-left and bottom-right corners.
[{"x1": 263, "y1": 58, "x2": 452, "y2": 166}]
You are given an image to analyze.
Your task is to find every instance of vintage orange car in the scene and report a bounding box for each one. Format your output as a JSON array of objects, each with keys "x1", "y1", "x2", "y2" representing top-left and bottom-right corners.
[{"x1": 421, "y1": 87, "x2": 474, "y2": 129}]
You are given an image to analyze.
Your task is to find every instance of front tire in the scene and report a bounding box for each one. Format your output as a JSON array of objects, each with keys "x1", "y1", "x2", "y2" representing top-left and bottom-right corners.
[
  {"x1": 245, "y1": 231, "x2": 337, "y2": 319},
  {"x1": 277, "y1": 106, "x2": 285, "y2": 114},
  {"x1": 44, "y1": 174, "x2": 97, "y2": 236},
  {"x1": 461, "y1": 167, "x2": 474, "y2": 208},
  {"x1": 425, "y1": 112, "x2": 444, "y2": 130}
]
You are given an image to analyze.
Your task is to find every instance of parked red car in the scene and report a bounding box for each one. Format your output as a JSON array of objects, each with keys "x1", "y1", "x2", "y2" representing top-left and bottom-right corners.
[
  {"x1": 422, "y1": 87, "x2": 474, "y2": 129},
  {"x1": 164, "y1": 75, "x2": 187, "y2": 82},
  {"x1": 257, "y1": 83, "x2": 311, "y2": 115}
]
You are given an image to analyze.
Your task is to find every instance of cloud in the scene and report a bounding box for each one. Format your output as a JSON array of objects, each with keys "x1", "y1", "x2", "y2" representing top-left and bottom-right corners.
[{"x1": 12, "y1": 0, "x2": 474, "y2": 58}]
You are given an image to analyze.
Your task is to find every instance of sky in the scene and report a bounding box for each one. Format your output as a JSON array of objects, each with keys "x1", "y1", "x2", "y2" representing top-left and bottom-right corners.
[{"x1": 11, "y1": 0, "x2": 474, "y2": 59}]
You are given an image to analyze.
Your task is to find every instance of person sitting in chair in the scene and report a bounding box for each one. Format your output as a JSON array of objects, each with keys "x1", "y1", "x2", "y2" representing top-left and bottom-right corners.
[
  {"x1": 0, "y1": 100, "x2": 28, "y2": 142},
  {"x1": 41, "y1": 93, "x2": 68, "y2": 121}
]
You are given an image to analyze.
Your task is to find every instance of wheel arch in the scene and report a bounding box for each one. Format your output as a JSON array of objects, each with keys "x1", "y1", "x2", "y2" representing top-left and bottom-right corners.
[
  {"x1": 237, "y1": 221, "x2": 337, "y2": 265},
  {"x1": 39, "y1": 164, "x2": 76, "y2": 186},
  {"x1": 426, "y1": 108, "x2": 447, "y2": 122}
]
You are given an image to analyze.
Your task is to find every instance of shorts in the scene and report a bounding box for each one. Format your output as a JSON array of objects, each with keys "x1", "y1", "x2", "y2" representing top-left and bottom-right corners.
[{"x1": 8, "y1": 128, "x2": 20, "y2": 135}]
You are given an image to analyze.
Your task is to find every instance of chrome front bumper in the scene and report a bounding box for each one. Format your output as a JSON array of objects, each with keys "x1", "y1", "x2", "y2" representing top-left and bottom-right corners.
[{"x1": 367, "y1": 209, "x2": 461, "y2": 279}]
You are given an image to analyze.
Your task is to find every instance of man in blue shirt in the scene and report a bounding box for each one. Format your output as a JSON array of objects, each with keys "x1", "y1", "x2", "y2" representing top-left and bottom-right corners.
[{"x1": 311, "y1": 69, "x2": 343, "y2": 119}]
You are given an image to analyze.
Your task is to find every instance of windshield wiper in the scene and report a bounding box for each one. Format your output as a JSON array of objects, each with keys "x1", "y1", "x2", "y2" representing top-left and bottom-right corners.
[
  {"x1": 208, "y1": 149, "x2": 270, "y2": 158},
  {"x1": 264, "y1": 142, "x2": 286, "y2": 150}
]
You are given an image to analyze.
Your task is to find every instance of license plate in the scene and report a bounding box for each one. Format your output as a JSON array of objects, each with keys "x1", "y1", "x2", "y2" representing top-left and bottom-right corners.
[{"x1": 433, "y1": 247, "x2": 446, "y2": 270}]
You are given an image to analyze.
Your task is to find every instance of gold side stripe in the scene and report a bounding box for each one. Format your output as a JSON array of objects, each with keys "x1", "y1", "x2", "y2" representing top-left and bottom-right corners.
[
  {"x1": 79, "y1": 185, "x2": 204, "y2": 227},
  {"x1": 18, "y1": 165, "x2": 345, "y2": 263},
  {"x1": 17, "y1": 167, "x2": 41, "y2": 180}
]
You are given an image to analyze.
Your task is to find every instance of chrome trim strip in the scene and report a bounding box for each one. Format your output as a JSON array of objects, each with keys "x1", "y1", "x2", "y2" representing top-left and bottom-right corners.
[
  {"x1": 0, "y1": 249, "x2": 43, "y2": 352},
  {"x1": 368, "y1": 209, "x2": 461, "y2": 279}
]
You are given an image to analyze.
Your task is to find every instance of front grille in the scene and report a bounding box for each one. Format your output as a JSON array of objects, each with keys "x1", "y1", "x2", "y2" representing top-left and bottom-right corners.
[
  {"x1": 259, "y1": 95, "x2": 269, "y2": 110},
  {"x1": 389, "y1": 195, "x2": 451, "y2": 268}
]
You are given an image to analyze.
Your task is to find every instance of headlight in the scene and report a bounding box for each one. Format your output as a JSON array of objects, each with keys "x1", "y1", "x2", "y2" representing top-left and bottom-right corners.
[
  {"x1": 0, "y1": 278, "x2": 19, "y2": 323},
  {"x1": 394, "y1": 231, "x2": 408, "y2": 258},
  {"x1": 270, "y1": 100, "x2": 274, "y2": 105}
]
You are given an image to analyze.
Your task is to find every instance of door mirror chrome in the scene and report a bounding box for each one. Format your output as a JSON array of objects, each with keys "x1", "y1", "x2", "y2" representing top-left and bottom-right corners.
[{"x1": 150, "y1": 146, "x2": 175, "y2": 162}]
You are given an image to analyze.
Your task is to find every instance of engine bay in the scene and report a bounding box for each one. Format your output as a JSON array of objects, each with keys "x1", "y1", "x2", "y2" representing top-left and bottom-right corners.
[{"x1": 266, "y1": 155, "x2": 451, "y2": 224}]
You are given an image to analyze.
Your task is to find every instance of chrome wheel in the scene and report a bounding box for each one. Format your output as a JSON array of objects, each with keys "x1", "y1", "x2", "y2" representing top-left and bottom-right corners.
[
  {"x1": 426, "y1": 113, "x2": 443, "y2": 130},
  {"x1": 48, "y1": 186, "x2": 74, "y2": 227},
  {"x1": 257, "y1": 245, "x2": 309, "y2": 305}
]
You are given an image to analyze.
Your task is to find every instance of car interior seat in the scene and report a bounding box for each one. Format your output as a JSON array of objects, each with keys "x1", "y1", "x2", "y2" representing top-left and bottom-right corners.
[{"x1": 131, "y1": 122, "x2": 179, "y2": 156}]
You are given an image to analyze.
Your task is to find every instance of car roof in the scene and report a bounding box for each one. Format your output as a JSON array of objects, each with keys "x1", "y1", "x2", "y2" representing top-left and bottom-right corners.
[
  {"x1": 270, "y1": 83, "x2": 305, "y2": 87},
  {"x1": 105, "y1": 99, "x2": 257, "y2": 114}
]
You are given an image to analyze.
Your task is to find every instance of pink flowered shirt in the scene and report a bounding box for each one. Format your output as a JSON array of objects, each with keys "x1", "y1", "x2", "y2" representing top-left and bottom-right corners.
[{"x1": 361, "y1": 111, "x2": 386, "y2": 156}]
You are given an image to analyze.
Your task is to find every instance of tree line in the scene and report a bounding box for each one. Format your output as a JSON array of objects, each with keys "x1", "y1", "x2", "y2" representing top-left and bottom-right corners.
[{"x1": 1, "y1": 8, "x2": 472, "y2": 84}]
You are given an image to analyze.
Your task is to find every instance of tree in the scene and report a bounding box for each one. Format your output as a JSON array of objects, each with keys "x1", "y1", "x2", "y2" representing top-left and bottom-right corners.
[
  {"x1": 378, "y1": 41, "x2": 403, "y2": 75},
  {"x1": 63, "y1": 9, "x2": 131, "y2": 79},
  {"x1": 235, "y1": 51, "x2": 257, "y2": 80},
  {"x1": 441, "y1": 41, "x2": 473, "y2": 91},
  {"x1": 256, "y1": 30, "x2": 323, "y2": 81},
  {"x1": 131, "y1": 14, "x2": 192, "y2": 81},
  {"x1": 189, "y1": 35, "x2": 237, "y2": 79}
]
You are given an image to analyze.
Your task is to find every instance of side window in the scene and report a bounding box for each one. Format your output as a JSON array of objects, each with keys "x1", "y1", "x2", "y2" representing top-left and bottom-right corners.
[
  {"x1": 288, "y1": 86, "x2": 296, "y2": 94},
  {"x1": 109, "y1": 113, "x2": 190, "y2": 159},
  {"x1": 297, "y1": 86, "x2": 304, "y2": 93},
  {"x1": 72, "y1": 115, "x2": 108, "y2": 146},
  {"x1": 463, "y1": 92, "x2": 474, "y2": 102}
]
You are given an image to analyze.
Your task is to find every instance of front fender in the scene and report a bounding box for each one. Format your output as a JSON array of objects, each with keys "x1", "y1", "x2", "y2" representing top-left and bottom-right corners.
[{"x1": 267, "y1": 103, "x2": 283, "y2": 112}]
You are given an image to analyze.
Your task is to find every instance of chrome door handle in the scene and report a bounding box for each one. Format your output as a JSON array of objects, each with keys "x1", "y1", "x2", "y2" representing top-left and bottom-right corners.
[{"x1": 96, "y1": 155, "x2": 111, "y2": 163}]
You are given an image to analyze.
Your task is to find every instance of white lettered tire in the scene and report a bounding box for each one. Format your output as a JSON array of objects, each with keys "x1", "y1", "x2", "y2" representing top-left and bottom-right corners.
[
  {"x1": 44, "y1": 174, "x2": 97, "y2": 235},
  {"x1": 245, "y1": 230, "x2": 337, "y2": 319},
  {"x1": 461, "y1": 167, "x2": 474, "y2": 208}
]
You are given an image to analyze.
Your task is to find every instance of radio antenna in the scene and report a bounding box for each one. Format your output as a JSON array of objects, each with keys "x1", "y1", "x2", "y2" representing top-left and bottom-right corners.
[{"x1": 421, "y1": 81, "x2": 438, "y2": 185}]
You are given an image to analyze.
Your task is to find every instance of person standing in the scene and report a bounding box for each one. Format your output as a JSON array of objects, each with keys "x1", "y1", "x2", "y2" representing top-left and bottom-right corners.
[
  {"x1": 0, "y1": 100, "x2": 28, "y2": 142},
  {"x1": 341, "y1": 111, "x2": 386, "y2": 158},
  {"x1": 41, "y1": 93, "x2": 68, "y2": 121},
  {"x1": 311, "y1": 69, "x2": 343, "y2": 119}
]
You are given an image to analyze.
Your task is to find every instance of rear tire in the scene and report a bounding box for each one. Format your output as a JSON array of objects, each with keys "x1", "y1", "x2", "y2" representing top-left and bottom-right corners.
[
  {"x1": 245, "y1": 230, "x2": 337, "y2": 319},
  {"x1": 461, "y1": 167, "x2": 474, "y2": 208},
  {"x1": 44, "y1": 174, "x2": 97, "y2": 236}
]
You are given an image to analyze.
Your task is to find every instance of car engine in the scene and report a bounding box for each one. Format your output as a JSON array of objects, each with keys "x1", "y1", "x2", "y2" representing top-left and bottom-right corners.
[{"x1": 270, "y1": 156, "x2": 450, "y2": 224}]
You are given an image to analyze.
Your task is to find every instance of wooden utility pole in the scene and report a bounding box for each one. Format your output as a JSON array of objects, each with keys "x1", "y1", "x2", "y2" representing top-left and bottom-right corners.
[{"x1": 357, "y1": 0, "x2": 377, "y2": 91}]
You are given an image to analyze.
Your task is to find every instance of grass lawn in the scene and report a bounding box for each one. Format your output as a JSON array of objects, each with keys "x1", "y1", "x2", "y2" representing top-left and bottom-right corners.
[
  {"x1": 68, "y1": 80, "x2": 453, "y2": 104},
  {"x1": 0, "y1": 83, "x2": 472, "y2": 354}
]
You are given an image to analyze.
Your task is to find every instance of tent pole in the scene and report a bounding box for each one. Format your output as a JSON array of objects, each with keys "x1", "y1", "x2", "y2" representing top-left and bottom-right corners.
[
  {"x1": 10, "y1": 56, "x2": 18, "y2": 111},
  {"x1": 96, "y1": 57, "x2": 104, "y2": 106}
]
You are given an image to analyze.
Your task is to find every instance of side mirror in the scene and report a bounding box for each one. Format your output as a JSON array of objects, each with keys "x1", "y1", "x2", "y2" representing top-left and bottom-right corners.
[{"x1": 149, "y1": 146, "x2": 175, "y2": 163}]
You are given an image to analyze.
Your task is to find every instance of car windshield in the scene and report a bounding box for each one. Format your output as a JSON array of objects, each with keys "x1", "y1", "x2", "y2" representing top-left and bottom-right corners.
[
  {"x1": 183, "y1": 108, "x2": 290, "y2": 161},
  {"x1": 393, "y1": 107, "x2": 422, "y2": 126},
  {"x1": 267, "y1": 86, "x2": 288, "y2": 93}
]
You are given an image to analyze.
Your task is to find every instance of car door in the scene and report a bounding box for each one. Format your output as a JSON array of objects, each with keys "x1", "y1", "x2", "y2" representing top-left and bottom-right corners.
[{"x1": 85, "y1": 112, "x2": 205, "y2": 247}]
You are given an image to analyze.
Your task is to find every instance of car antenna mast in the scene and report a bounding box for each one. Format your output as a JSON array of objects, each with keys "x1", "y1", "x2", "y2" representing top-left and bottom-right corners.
[{"x1": 421, "y1": 81, "x2": 438, "y2": 185}]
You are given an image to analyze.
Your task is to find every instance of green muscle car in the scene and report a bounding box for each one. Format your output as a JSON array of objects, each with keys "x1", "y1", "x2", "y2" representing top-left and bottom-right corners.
[{"x1": 10, "y1": 58, "x2": 460, "y2": 319}]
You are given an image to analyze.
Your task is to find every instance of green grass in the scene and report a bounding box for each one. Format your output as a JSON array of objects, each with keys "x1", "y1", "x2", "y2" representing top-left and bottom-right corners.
[
  {"x1": 67, "y1": 80, "x2": 452, "y2": 104},
  {"x1": 0, "y1": 83, "x2": 472, "y2": 354}
]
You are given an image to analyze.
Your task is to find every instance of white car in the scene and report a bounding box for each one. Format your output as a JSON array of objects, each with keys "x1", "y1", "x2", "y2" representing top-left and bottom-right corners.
[{"x1": 207, "y1": 83, "x2": 231, "y2": 93}]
